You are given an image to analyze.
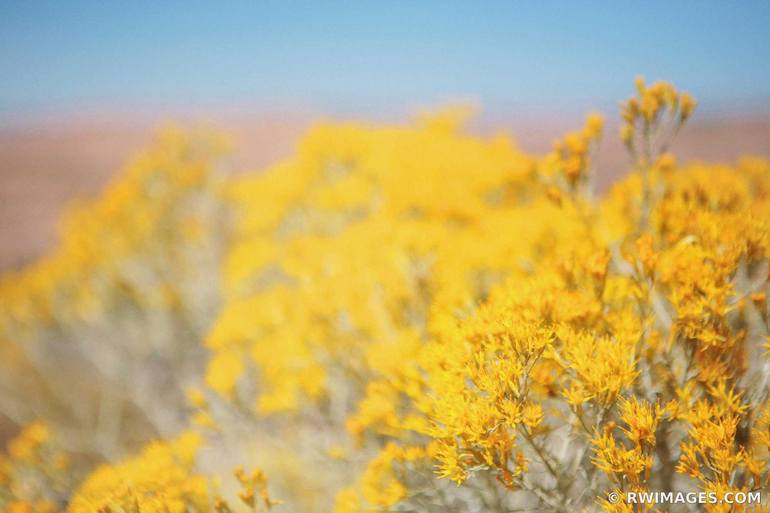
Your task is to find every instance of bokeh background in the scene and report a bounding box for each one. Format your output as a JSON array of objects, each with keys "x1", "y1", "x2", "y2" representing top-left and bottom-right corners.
[{"x1": 2, "y1": 0, "x2": 770, "y2": 270}]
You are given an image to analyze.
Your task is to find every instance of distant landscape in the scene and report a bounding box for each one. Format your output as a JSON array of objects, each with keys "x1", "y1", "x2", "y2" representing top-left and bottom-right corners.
[{"x1": 2, "y1": 108, "x2": 769, "y2": 270}]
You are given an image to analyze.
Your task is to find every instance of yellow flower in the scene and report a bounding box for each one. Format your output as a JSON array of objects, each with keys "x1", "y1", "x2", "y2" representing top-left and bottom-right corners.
[
  {"x1": 679, "y1": 92, "x2": 696, "y2": 122},
  {"x1": 7, "y1": 422, "x2": 49, "y2": 462},
  {"x1": 205, "y1": 349, "x2": 244, "y2": 398}
]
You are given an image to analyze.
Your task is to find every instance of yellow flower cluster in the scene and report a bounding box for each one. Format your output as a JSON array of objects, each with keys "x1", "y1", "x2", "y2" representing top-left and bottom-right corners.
[
  {"x1": 546, "y1": 113, "x2": 603, "y2": 192},
  {"x1": 230, "y1": 466, "x2": 280, "y2": 512},
  {"x1": 593, "y1": 398, "x2": 676, "y2": 510},
  {"x1": 620, "y1": 77, "x2": 695, "y2": 154},
  {"x1": 67, "y1": 432, "x2": 207, "y2": 513}
]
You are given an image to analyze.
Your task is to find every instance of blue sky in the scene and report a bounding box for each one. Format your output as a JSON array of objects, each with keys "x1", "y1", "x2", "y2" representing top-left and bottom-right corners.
[{"x1": 2, "y1": 1, "x2": 770, "y2": 117}]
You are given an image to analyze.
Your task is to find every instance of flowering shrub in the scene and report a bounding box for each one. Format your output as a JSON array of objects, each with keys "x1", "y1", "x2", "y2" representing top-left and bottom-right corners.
[
  {"x1": 0, "y1": 129, "x2": 230, "y2": 458},
  {"x1": 1, "y1": 80, "x2": 769, "y2": 513}
]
